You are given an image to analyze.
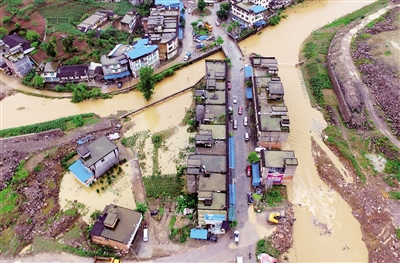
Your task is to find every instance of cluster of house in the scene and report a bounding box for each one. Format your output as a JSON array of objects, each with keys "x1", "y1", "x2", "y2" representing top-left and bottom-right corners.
[
  {"x1": 0, "y1": 1, "x2": 183, "y2": 83},
  {"x1": 230, "y1": 0, "x2": 293, "y2": 28},
  {"x1": 187, "y1": 56, "x2": 298, "y2": 240}
]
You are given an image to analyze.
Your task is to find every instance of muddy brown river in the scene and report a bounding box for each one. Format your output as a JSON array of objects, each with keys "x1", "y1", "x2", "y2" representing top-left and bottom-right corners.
[{"x1": 1, "y1": 0, "x2": 374, "y2": 261}]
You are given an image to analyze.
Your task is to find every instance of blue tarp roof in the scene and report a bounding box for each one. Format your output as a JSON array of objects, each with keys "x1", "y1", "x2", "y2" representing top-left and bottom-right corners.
[
  {"x1": 246, "y1": 87, "x2": 253, "y2": 99},
  {"x1": 254, "y1": 20, "x2": 266, "y2": 27},
  {"x1": 229, "y1": 137, "x2": 235, "y2": 169},
  {"x1": 228, "y1": 206, "x2": 236, "y2": 221},
  {"x1": 104, "y1": 70, "x2": 130, "y2": 80},
  {"x1": 204, "y1": 214, "x2": 226, "y2": 221},
  {"x1": 244, "y1": 66, "x2": 253, "y2": 78},
  {"x1": 252, "y1": 162, "x2": 261, "y2": 187},
  {"x1": 179, "y1": 28, "x2": 183, "y2": 39},
  {"x1": 229, "y1": 183, "x2": 236, "y2": 205},
  {"x1": 250, "y1": 5, "x2": 266, "y2": 13},
  {"x1": 190, "y1": 229, "x2": 208, "y2": 239},
  {"x1": 155, "y1": 0, "x2": 180, "y2": 5},
  {"x1": 198, "y1": 35, "x2": 208, "y2": 40},
  {"x1": 69, "y1": 160, "x2": 94, "y2": 185},
  {"x1": 126, "y1": 39, "x2": 158, "y2": 60}
]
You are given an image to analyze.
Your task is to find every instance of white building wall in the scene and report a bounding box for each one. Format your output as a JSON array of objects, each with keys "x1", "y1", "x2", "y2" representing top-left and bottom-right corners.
[{"x1": 90, "y1": 149, "x2": 119, "y2": 178}]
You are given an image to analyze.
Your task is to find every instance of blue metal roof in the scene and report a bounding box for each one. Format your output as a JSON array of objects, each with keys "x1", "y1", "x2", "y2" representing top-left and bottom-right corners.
[
  {"x1": 229, "y1": 183, "x2": 236, "y2": 205},
  {"x1": 155, "y1": 0, "x2": 180, "y2": 6},
  {"x1": 69, "y1": 160, "x2": 94, "y2": 186},
  {"x1": 254, "y1": 20, "x2": 266, "y2": 27},
  {"x1": 104, "y1": 70, "x2": 130, "y2": 80},
  {"x1": 252, "y1": 162, "x2": 261, "y2": 187},
  {"x1": 244, "y1": 66, "x2": 253, "y2": 78},
  {"x1": 204, "y1": 214, "x2": 226, "y2": 221},
  {"x1": 229, "y1": 137, "x2": 235, "y2": 169},
  {"x1": 228, "y1": 205, "x2": 236, "y2": 221},
  {"x1": 190, "y1": 229, "x2": 208, "y2": 239},
  {"x1": 250, "y1": 5, "x2": 266, "y2": 13},
  {"x1": 126, "y1": 39, "x2": 158, "y2": 60},
  {"x1": 178, "y1": 28, "x2": 183, "y2": 39},
  {"x1": 246, "y1": 87, "x2": 253, "y2": 99}
]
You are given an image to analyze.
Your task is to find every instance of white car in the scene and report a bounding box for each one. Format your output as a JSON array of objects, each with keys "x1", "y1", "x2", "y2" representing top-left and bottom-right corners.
[
  {"x1": 234, "y1": 230, "x2": 239, "y2": 244},
  {"x1": 233, "y1": 95, "x2": 238, "y2": 104},
  {"x1": 255, "y1": 146, "x2": 266, "y2": 152}
]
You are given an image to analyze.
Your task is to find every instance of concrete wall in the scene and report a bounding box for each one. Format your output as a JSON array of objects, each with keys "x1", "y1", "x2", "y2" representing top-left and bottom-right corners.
[{"x1": 90, "y1": 148, "x2": 119, "y2": 178}]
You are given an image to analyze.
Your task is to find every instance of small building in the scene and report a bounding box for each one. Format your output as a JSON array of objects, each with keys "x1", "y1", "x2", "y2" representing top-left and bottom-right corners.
[
  {"x1": 195, "y1": 133, "x2": 213, "y2": 147},
  {"x1": 3, "y1": 46, "x2": 33, "y2": 77},
  {"x1": 89, "y1": 204, "x2": 142, "y2": 252},
  {"x1": 77, "y1": 11, "x2": 108, "y2": 33},
  {"x1": 124, "y1": 39, "x2": 160, "y2": 78},
  {"x1": 57, "y1": 64, "x2": 89, "y2": 83},
  {"x1": 231, "y1": 2, "x2": 266, "y2": 28},
  {"x1": 260, "y1": 150, "x2": 298, "y2": 183},
  {"x1": 88, "y1": 62, "x2": 104, "y2": 81},
  {"x1": 69, "y1": 136, "x2": 119, "y2": 187},
  {"x1": 40, "y1": 61, "x2": 60, "y2": 82},
  {"x1": 0, "y1": 40, "x2": 10, "y2": 70},
  {"x1": 100, "y1": 51, "x2": 131, "y2": 81},
  {"x1": 120, "y1": 10, "x2": 140, "y2": 33},
  {"x1": 2, "y1": 34, "x2": 34, "y2": 53}
]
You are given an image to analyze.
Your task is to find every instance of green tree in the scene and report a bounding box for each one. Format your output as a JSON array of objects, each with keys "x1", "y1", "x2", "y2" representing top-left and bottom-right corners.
[
  {"x1": 215, "y1": 36, "x2": 224, "y2": 45},
  {"x1": 217, "y1": 9, "x2": 228, "y2": 20},
  {"x1": 220, "y1": 3, "x2": 230, "y2": 10},
  {"x1": 0, "y1": 27, "x2": 7, "y2": 39},
  {"x1": 135, "y1": 202, "x2": 148, "y2": 215},
  {"x1": 137, "y1": 66, "x2": 155, "y2": 101},
  {"x1": 247, "y1": 151, "x2": 260, "y2": 163},
  {"x1": 2, "y1": 16, "x2": 11, "y2": 24},
  {"x1": 227, "y1": 25, "x2": 233, "y2": 33},
  {"x1": 71, "y1": 83, "x2": 89, "y2": 103},
  {"x1": 15, "y1": 23, "x2": 20, "y2": 29},
  {"x1": 198, "y1": 0, "x2": 206, "y2": 12},
  {"x1": 32, "y1": 75, "x2": 45, "y2": 88},
  {"x1": 86, "y1": 30, "x2": 97, "y2": 39},
  {"x1": 62, "y1": 36, "x2": 75, "y2": 53},
  {"x1": 34, "y1": 0, "x2": 46, "y2": 6},
  {"x1": 72, "y1": 115, "x2": 84, "y2": 127},
  {"x1": 229, "y1": 220, "x2": 238, "y2": 229},
  {"x1": 45, "y1": 42, "x2": 57, "y2": 57},
  {"x1": 26, "y1": 30, "x2": 41, "y2": 42}
]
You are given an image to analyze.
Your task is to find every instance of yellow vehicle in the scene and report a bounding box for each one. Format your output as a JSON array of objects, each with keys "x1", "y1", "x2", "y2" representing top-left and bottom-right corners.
[
  {"x1": 93, "y1": 257, "x2": 121, "y2": 263},
  {"x1": 204, "y1": 21, "x2": 213, "y2": 32},
  {"x1": 268, "y1": 212, "x2": 285, "y2": 224}
]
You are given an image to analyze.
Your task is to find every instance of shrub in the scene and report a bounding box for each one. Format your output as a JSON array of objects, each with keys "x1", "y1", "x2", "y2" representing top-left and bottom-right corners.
[{"x1": 2, "y1": 16, "x2": 11, "y2": 24}]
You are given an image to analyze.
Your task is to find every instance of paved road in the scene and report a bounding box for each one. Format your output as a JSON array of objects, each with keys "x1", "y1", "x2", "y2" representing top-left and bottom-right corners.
[{"x1": 338, "y1": 4, "x2": 400, "y2": 149}]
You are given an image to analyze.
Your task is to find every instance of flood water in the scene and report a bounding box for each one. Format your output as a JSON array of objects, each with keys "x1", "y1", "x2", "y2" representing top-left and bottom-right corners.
[
  {"x1": 1, "y1": 0, "x2": 374, "y2": 261},
  {"x1": 240, "y1": 1, "x2": 372, "y2": 262}
]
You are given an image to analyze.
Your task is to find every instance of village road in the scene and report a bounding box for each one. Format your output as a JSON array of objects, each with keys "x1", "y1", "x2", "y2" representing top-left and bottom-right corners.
[{"x1": 337, "y1": 3, "x2": 400, "y2": 149}]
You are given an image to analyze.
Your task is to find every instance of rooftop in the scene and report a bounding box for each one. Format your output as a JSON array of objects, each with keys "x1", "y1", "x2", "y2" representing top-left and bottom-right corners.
[
  {"x1": 197, "y1": 192, "x2": 226, "y2": 210},
  {"x1": 263, "y1": 150, "x2": 296, "y2": 168},
  {"x1": 205, "y1": 105, "x2": 226, "y2": 117},
  {"x1": 77, "y1": 12, "x2": 107, "y2": 28},
  {"x1": 198, "y1": 173, "x2": 227, "y2": 192},
  {"x1": 197, "y1": 210, "x2": 227, "y2": 225},
  {"x1": 205, "y1": 91, "x2": 226, "y2": 105},
  {"x1": 80, "y1": 136, "x2": 118, "y2": 167},
  {"x1": 2, "y1": 34, "x2": 31, "y2": 51},
  {"x1": 57, "y1": 64, "x2": 89, "y2": 78},
  {"x1": 125, "y1": 39, "x2": 158, "y2": 60},
  {"x1": 100, "y1": 54, "x2": 128, "y2": 66},
  {"x1": 43, "y1": 62, "x2": 59, "y2": 73},
  {"x1": 206, "y1": 60, "x2": 226, "y2": 80},
  {"x1": 199, "y1": 124, "x2": 226, "y2": 140},
  {"x1": 189, "y1": 154, "x2": 226, "y2": 173}
]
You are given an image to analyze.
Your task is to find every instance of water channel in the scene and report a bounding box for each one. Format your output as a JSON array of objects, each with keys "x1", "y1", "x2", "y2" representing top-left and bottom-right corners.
[{"x1": 1, "y1": 0, "x2": 374, "y2": 261}]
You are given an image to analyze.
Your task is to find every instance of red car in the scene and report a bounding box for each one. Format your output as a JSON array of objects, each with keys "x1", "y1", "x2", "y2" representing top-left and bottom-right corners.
[
  {"x1": 246, "y1": 165, "x2": 251, "y2": 177},
  {"x1": 227, "y1": 81, "x2": 231, "y2": 90},
  {"x1": 238, "y1": 106, "x2": 243, "y2": 115}
]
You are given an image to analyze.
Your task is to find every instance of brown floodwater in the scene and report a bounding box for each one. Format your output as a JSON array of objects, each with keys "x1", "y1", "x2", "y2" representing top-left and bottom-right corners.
[{"x1": 240, "y1": 1, "x2": 372, "y2": 262}]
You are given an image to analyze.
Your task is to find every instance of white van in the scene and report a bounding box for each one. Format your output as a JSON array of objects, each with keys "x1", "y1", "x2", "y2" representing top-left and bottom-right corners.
[
  {"x1": 233, "y1": 120, "x2": 238, "y2": 130},
  {"x1": 243, "y1": 117, "x2": 248, "y2": 126},
  {"x1": 236, "y1": 256, "x2": 243, "y2": 263},
  {"x1": 143, "y1": 228, "x2": 149, "y2": 242},
  {"x1": 244, "y1": 132, "x2": 249, "y2": 141}
]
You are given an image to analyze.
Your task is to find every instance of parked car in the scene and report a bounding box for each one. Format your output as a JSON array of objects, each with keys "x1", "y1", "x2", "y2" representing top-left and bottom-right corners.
[
  {"x1": 208, "y1": 234, "x2": 218, "y2": 242},
  {"x1": 244, "y1": 117, "x2": 248, "y2": 126},
  {"x1": 234, "y1": 230, "x2": 240, "y2": 244},
  {"x1": 228, "y1": 106, "x2": 233, "y2": 115},
  {"x1": 247, "y1": 192, "x2": 254, "y2": 205},
  {"x1": 232, "y1": 95, "x2": 237, "y2": 104},
  {"x1": 195, "y1": 43, "x2": 205, "y2": 49},
  {"x1": 195, "y1": 38, "x2": 202, "y2": 43},
  {"x1": 215, "y1": 21, "x2": 220, "y2": 26},
  {"x1": 238, "y1": 106, "x2": 243, "y2": 115},
  {"x1": 227, "y1": 81, "x2": 231, "y2": 90},
  {"x1": 207, "y1": 36, "x2": 215, "y2": 41},
  {"x1": 244, "y1": 132, "x2": 249, "y2": 141},
  {"x1": 255, "y1": 146, "x2": 266, "y2": 152},
  {"x1": 233, "y1": 120, "x2": 238, "y2": 129},
  {"x1": 246, "y1": 165, "x2": 251, "y2": 177}
]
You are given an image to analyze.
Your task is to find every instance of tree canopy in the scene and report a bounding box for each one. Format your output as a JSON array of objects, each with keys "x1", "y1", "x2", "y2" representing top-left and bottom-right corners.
[
  {"x1": 0, "y1": 27, "x2": 7, "y2": 39},
  {"x1": 247, "y1": 151, "x2": 260, "y2": 163},
  {"x1": 26, "y1": 30, "x2": 41, "y2": 42},
  {"x1": 198, "y1": 0, "x2": 206, "y2": 12},
  {"x1": 137, "y1": 66, "x2": 156, "y2": 101},
  {"x1": 62, "y1": 36, "x2": 75, "y2": 53}
]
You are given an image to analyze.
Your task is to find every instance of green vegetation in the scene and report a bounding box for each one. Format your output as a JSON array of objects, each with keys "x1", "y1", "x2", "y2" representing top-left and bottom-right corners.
[
  {"x1": 22, "y1": 70, "x2": 45, "y2": 88},
  {"x1": 176, "y1": 194, "x2": 197, "y2": 214},
  {"x1": 0, "y1": 113, "x2": 96, "y2": 138},
  {"x1": 229, "y1": 219, "x2": 238, "y2": 229},
  {"x1": 256, "y1": 238, "x2": 280, "y2": 258},
  {"x1": 396, "y1": 228, "x2": 400, "y2": 240},
  {"x1": 137, "y1": 66, "x2": 156, "y2": 101},
  {"x1": 217, "y1": 3, "x2": 230, "y2": 20},
  {"x1": 151, "y1": 128, "x2": 177, "y2": 175},
  {"x1": 390, "y1": 191, "x2": 400, "y2": 200},
  {"x1": 121, "y1": 130, "x2": 150, "y2": 159},
  {"x1": 11, "y1": 161, "x2": 29, "y2": 184},
  {"x1": 197, "y1": 0, "x2": 206, "y2": 13},
  {"x1": 247, "y1": 151, "x2": 260, "y2": 163},
  {"x1": 366, "y1": 16, "x2": 385, "y2": 28},
  {"x1": 0, "y1": 187, "x2": 22, "y2": 227},
  {"x1": 61, "y1": 151, "x2": 77, "y2": 169},
  {"x1": 264, "y1": 185, "x2": 286, "y2": 207},
  {"x1": 71, "y1": 83, "x2": 112, "y2": 103},
  {"x1": 143, "y1": 174, "x2": 183, "y2": 198},
  {"x1": 135, "y1": 202, "x2": 149, "y2": 215},
  {"x1": 0, "y1": 228, "x2": 20, "y2": 258},
  {"x1": 62, "y1": 244, "x2": 118, "y2": 258}
]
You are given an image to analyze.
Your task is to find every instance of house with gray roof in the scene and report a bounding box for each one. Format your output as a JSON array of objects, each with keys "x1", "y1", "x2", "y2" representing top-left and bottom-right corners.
[
  {"x1": 89, "y1": 204, "x2": 142, "y2": 252},
  {"x1": 40, "y1": 62, "x2": 60, "y2": 82},
  {"x1": 77, "y1": 11, "x2": 108, "y2": 33},
  {"x1": 120, "y1": 10, "x2": 139, "y2": 33},
  {"x1": 260, "y1": 150, "x2": 298, "y2": 183},
  {"x1": 69, "y1": 136, "x2": 119, "y2": 187},
  {"x1": 231, "y1": 1, "x2": 266, "y2": 28},
  {"x1": 124, "y1": 39, "x2": 159, "y2": 78},
  {"x1": 100, "y1": 45, "x2": 131, "y2": 81},
  {"x1": 3, "y1": 46, "x2": 33, "y2": 77}
]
